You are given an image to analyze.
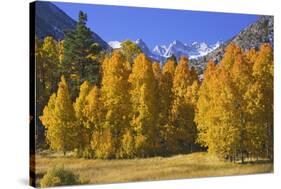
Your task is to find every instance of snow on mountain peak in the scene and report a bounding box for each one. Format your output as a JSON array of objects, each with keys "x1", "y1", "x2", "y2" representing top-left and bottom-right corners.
[
  {"x1": 155, "y1": 40, "x2": 222, "y2": 60},
  {"x1": 135, "y1": 38, "x2": 151, "y2": 55},
  {"x1": 135, "y1": 38, "x2": 145, "y2": 44},
  {"x1": 192, "y1": 41, "x2": 199, "y2": 46},
  {"x1": 108, "y1": 39, "x2": 222, "y2": 63},
  {"x1": 108, "y1": 41, "x2": 121, "y2": 49},
  {"x1": 153, "y1": 45, "x2": 166, "y2": 56}
]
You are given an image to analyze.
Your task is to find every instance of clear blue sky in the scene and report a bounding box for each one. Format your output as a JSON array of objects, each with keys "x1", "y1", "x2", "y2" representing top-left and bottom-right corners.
[{"x1": 53, "y1": 1, "x2": 260, "y2": 49}]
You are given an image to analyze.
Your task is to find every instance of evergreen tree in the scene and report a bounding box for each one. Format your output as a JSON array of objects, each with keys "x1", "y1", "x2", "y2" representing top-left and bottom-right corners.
[{"x1": 63, "y1": 11, "x2": 102, "y2": 98}]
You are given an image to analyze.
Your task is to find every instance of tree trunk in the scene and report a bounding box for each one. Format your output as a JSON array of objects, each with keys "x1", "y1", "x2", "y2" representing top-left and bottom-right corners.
[{"x1": 241, "y1": 151, "x2": 244, "y2": 164}]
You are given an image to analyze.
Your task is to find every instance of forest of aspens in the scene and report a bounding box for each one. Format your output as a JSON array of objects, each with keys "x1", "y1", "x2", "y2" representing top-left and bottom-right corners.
[{"x1": 34, "y1": 12, "x2": 273, "y2": 187}]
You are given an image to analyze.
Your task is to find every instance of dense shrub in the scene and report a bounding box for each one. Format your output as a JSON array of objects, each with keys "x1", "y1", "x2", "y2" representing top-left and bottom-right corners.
[{"x1": 40, "y1": 166, "x2": 80, "y2": 187}]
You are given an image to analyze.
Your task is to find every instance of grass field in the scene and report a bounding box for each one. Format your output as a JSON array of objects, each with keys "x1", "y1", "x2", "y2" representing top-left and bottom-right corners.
[{"x1": 35, "y1": 152, "x2": 273, "y2": 186}]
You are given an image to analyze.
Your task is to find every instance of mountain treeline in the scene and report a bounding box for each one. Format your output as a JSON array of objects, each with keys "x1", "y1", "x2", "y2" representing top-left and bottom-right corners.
[{"x1": 36, "y1": 11, "x2": 273, "y2": 162}]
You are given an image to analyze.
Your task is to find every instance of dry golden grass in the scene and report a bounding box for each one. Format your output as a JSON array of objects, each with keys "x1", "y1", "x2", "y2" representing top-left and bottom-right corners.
[{"x1": 35, "y1": 152, "x2": 273, "y2": 186}]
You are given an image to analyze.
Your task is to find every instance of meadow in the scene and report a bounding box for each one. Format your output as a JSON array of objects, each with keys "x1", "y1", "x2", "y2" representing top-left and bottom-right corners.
[{"x1": 36, "y1": 152, "x2": 273, "y2": 186}]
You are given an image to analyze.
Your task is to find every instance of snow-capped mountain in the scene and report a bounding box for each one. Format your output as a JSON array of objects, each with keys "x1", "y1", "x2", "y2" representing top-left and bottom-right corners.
[
  {"x1": 153, "y1": 45, "x2": 167, "y2": 56},
  {"x1": 108, "y1": 39, "x2": 165, "y2": 62},
  {"x1": 108, "y1": 41, "x2": 121, "y2": 49},
  {"x1": 108, "y1": 39, "x2": 222, "y2": 63},
  {"x1": 155, "y1": 40, "x2": 223, "y2": 60},
  {"x1": 135, "y1": 39, "x2": 165, "y2": 62}
]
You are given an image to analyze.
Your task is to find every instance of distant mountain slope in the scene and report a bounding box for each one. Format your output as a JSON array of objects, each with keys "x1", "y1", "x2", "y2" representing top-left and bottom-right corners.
[
  {"x1": 190, "y1": 15, "x2": 274, "y2": 73},
  {"x1": 34, "y1": 1, "x2": 110, "y2": 50}
]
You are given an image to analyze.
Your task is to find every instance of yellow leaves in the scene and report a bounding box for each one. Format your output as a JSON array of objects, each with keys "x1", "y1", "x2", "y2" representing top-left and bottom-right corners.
[
  {"x1": 91, "y1": 128, "x2": 115, "y2": 159},
  {"x1": 253, "y1": 44, "x2": 273, "y2": 80},
  {"x1": 129, "y1": 53, "x2": 159, "y2": 156},
  {"x1": 40, "y1": 76, "x2": 77, "y2": 152},
  {"x1": 74, "y1": 80, "x2": 91, "y2": 120},
  {"x1": 173, "y1": 56, "x2": 193, "y2": 97},
  {"x1": 121, "y1": 129, "x2": 135, "y2": 158},
  {"x1": 40, "y1": 41, "x2": 273, "y2": 160},
  {"x1": 167, "y1": 56, "x2": 199, "y2": 153},
  {"x1": 96, "y1": 51, "x2": 132, "y2": 158},
  {"x1": 40, "y1": 93, "x2": 57, "y2": 129},
  {"x1": 196, "y1": 43, "x2": 273, "y2": 159},
  {"x1": 152, "y1": 62, "x2": 162, "y2": 82},
  {"x1": 221, "y1": 43, "x2": 243, "y2": 69},
  {"x1": 120, "y1": 40, "x2": 142, "y2": 63},
  {"x1": 84, "y1": 86, "x2": 102, "y2": 129}
]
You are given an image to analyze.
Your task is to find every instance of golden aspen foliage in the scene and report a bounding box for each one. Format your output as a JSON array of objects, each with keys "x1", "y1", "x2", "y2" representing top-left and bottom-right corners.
[
  {"x1": 91, "y1": 128, "x2": 115, "y2": 159},
  {"x1": 163, "y1": 58, "x2": 177, "y2": 80},
  {"x1": 249, "y1": 44, "x2": 273, "y2": 159},
  {"x1": 230, "y1": 48, "x2": 254, "y2": 162},
  {"x1": 169, "y1": 56, "x2": 198, "y2": 153},
  {"x1": 196, "y1": 47, "x2": 240, "y2": 159},
  {"x1": 40, "y1": 94, "x2": 57, "y2": 131},
  {"x1": 162, "y1": 58, "x2": 177, "y2": 110},
  {"x1": 129, "y1": 53, "x2": 159, "y2": 157},
  {"x1": 152, "y1": 62, "x2": 163, "y2": 84},
  {"x1": 215, "y1": 69, "x2": 239, "y2": 158},
  {"x1": 36, "y1": 36, "x2": 61, "y2": 106},
  {"x1": 161, "y1": 58, "x2": 177, "y2": 152},
  {"x1": 121, "y1": 129, "x2": 136, "y2": 158},
  {"x1": 41, "y1": 36, "x2": 60, "y2": 91},
  {"x1": 74, "y1": 81, "x2": 91, "y2": 127},
  {"x1": 120, "y1": 40, "x2": 142, "y2": 64},
  {"x1": 73, "y1": 81, "x2": 92, "y2": 156},
  {"x1": 245, "y1": 48, "x2": 258, "y2": 65},
  {"x1": 40, "y1": 76, "x2": 77, "y2": 154},
  {"x1": 100, "y1": 51, "x2": 131, "y2": 158},
  {"x1": 220, "y1": 43, "x2": 243, "y2": 70},
  {"x1": 85, "y1": 86, "x2": 105, "y2": 157},
  {"x1": 85, "y1": 86, "x2": 103, "y2": 131},
  {"x1": 195, "y1": 61, "x2": 218, "y2": 149},
  {"x1": 185, "y1": 80, "x2": 200, "y2": 107},
  {"x1": 151, "y1": 62, "x2": 166, "y2": 154},
  {"x1": 196, "y1": 43, "x2": 273, "y2": 162},
  {"x1": 197, "y1": 45, "x2": 249, "y2": 160},
  {"x1": 36, "y1": 36, "x2": 63, "y2": 147}
]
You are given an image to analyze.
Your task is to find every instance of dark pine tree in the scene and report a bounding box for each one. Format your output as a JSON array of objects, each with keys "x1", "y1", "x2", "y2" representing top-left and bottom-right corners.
[{"x1": 63, "y1": 11, "x2": 102, "y2": 98}]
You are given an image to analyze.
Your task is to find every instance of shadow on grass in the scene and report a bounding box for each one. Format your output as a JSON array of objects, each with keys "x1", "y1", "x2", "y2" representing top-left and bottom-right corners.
[{"x1": 236, "y1": 159, "x2": 273, "y2": 165}]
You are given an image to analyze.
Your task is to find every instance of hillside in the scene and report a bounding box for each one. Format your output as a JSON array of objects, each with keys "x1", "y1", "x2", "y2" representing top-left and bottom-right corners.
[
  {"x1": 190, "y1": 15, "x2": 273, "y2": 73},
  {"x1": 34, "y1": 1, "x2": 110, "y2": 50}
]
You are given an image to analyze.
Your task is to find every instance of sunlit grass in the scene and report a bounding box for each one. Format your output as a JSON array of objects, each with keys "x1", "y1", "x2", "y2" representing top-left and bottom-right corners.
[{"x1": 36, "y1": 152, "x2": 273, "y2": 185}]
